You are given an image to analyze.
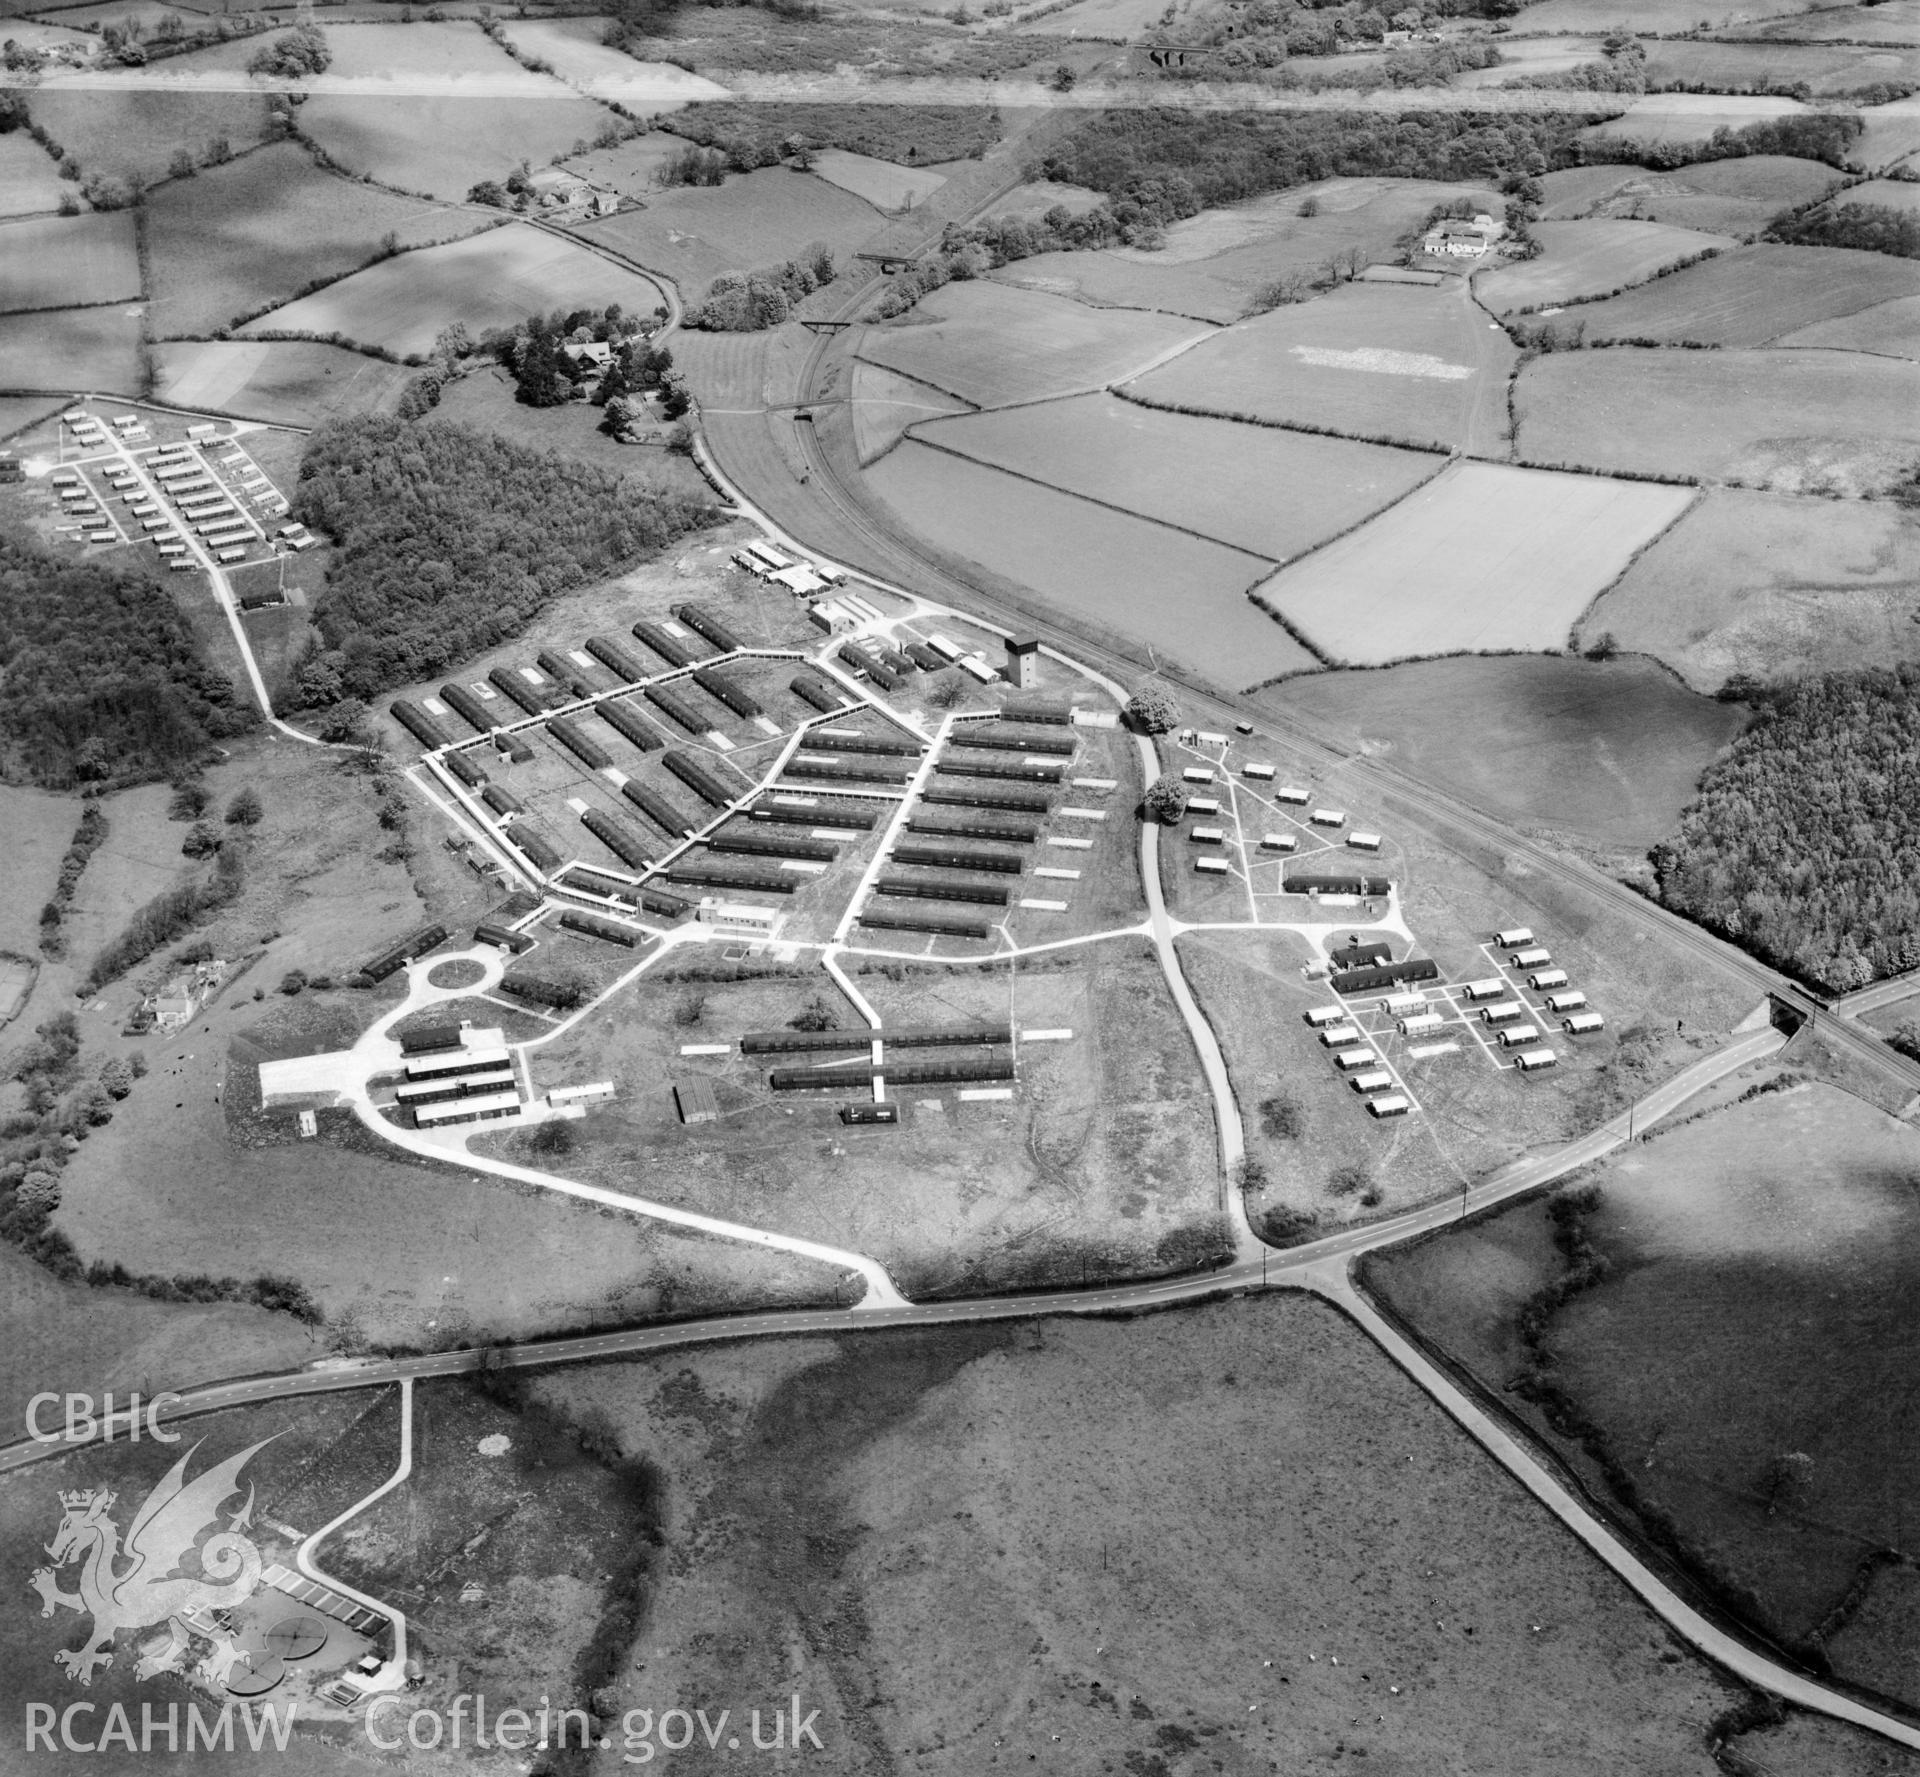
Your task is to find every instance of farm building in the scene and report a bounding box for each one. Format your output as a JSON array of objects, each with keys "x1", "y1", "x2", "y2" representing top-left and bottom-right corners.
[
  {"x1": 645, "y1": 683, "x2": 712, "y2": 735},
  {"x1": 1330, "y1": 957, "x2": 1441, "y2": 995},
  {"x1": 598, "y1": 697, "x2": 663, "y2": 752},
  {"x1": 874, "y1": 875, "x2": 1010, "y2": 907},
  {"x1": 620, "y1": 780, "x2": 698, "y2": 838},
  {"x1": 633, "y1": 620, "x2": 702, "y2": 669},
  {"x1": 673, "y1": 603, "x2": 742, "y2": 652},
  {"x1": 587, "y1": 635, "x2": 650, "y2": 683},
  {"x1": 791, "y1": 674, "x2": 851, "y2": 714},
  {"x1": 751, "y1": 798, "x2": 879, "y2": 831},
  {"x1": 547, "y1": 715, "x2": 613, "y2": 771},
  {"x1": 893, "y1": 841, "x2": 1025, "y2": 875},
  {"x1": 675, "y1": 1078, "x2": 720, "y2": 1125},
  {"x1": 440, "y1": 682, "x2": 499, "y2": 734},
  {"x1": 581, "y1": 808, "x2": 656, "y2": 869},
  {"x1": 857, "y1": 907, "x2": 993, "y2": 940},
  {"x1": 663, "y1": 750, "x2": 738, "y2": 808},
  {"x1": 692, "y1": 666, "x2": 763, "y2": 720},
  {"x1": 560, "y1": 911, "x2": 637, "y2": 947}
]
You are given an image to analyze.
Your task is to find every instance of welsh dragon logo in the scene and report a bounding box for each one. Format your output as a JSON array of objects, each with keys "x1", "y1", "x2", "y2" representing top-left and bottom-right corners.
[{"x1": 30, "y1": 1437, "x2": 276, "y2": 1686}]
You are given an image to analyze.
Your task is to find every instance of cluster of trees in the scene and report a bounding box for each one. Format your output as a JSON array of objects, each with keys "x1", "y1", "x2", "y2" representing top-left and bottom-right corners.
[
  {"x1": 1032, "y1": 109, "x2": 1589, "y2": 220},
  {"x1": 602, "y1": 338, "x2": 691, "y2": 436},
  {"x1": 665, "y1": 101, "x2": 999, "y2": 168},
  {"x1": 1768, "y1": 199, "x2": 1920, "y2": 260},
  {"x1": 288, "y1": 418, "x2": 716, "y2": 701},
  {"x1": 683, "y1": 247, "x2": 836, "y2": 330},
  {"x1": 82, "y1": 830, "x2": 246, "y2": 994},
  {"x1": 503, "y1": 304, "x2": 664, "y2": 407},
  {"x1": 1506, "y1": 30, "x2": 1645, "y2": 92},
  {"x1": 1611, "y1": 111, "x2": 1863, "y2": 173},
  {"x1": 1652, "y1": 667, "x2": 1920, "y2": 991},
  {"x1": 246, "y1": 22, "x2": 329, "y2": 77},
  {"x1": 0, "y1": 532, "x2": 255, "y2": 790},
  {"x1": 38, "y1": 804, "x2": 108, "y2": 960}
]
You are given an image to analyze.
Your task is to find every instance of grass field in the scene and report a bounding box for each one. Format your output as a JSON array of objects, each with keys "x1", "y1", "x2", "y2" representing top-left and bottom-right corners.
[
  {"x1": 1562, "y1": 243, "x2": 1920, "y2": 345},
  {"x1": 300, "y1": 90, "x2": 612, "y2": 203},
  {"x1": 1014, "y1": 0, "x2": 1165, "y2": 33},
  {"x1": 1855, "y1": 94, "x2": 1920, "y2": 173},
  {"x1": 992, "y1": 176, "x2": 1504, "y2": 325},
  {"x1": 1515, "y1": 0, "x2": 1816, "y2": 25},
  {"x1": 1127, "y1": 278, "x2": 1505, "y2": 451},
  {"x1": 1251, "y1": 462, "x2": 1693, "y2": 666},
  {"x1": 978, "y1": 176, "x2": 1106, "y2": 225},
  {"x1": 1536, "y1": 155, "x2": 1844, "y2": 234},
  {"x1": 523, "y1": 1297, "x2": 1856, "y2": 1775},
  {"x1": 864, "y1": 439, "x2": 1312, "y2": 686},
  {"x1": 1735, "y1": 0, "x2": 1920, "y2": 41},
  {"x1": 1833, "y1": 177, "x2": 1920, "y2": 213},
  {"x1": 498, "y1": 15, "x2": 728, "y2": 99},
  {"x1": 1370, "y1": 1080, "x2": 1920, "y2": 1697},
  {"x1": 912, "y1": 392, "x2": 1440, "y2": 564},
  {"x1": 1643, "y1": 37, "x2": 1920, "y2": 94},
  {"x1": 809, "y1": 146, "x2": 950, "y2": 212},
  {"x1": 21, "y1": 87, "x2": 273, "y2": 190},
  {"x1": 1474, "y1": 219, "x2": 1731, "y2": 316},
  {"x1": 1271, "y1": 653, "x2": 1746, "y2": 850},
  {"x1": 1581, "y1": 91, "x2": 1809, "y2": 152},
  {"x1": 575, "y1": 166, "x2": 885, "y2": 293},
  {"x1": 240, "y1": 221, "x2": 663, "y2": 357},
  {"x1": 146, "y1": 140, "x2": 492, "y2": 338},
  {"x1": 0, "y1": 304, "x2": 144, "y2": 392},
  {"x1": 1776, "y1": 290, "x2": 1920, "y2": 357},
  {"x1": 560, "y1": 128, "x2": 690, "y2": 197},
  {"x1": 1515, "y1": 346, "x2": 1920, "y2": 494},
  {"x1": 849, "y1": 359, "x2": 970, "y2": 463},
  {"x1": 860, "y1": 279, "x2": 1213, "y2": 408},
  {"x1": 0, "y1": 127, "x2": 65, "y2": 219},
  {"x1": 152, "y1": 338, "x2": 414, "y2": 425},
  {"x1": 0, "y1": 209, "x2": 139, "y2": 313},
  {"x1": 1577, "y1": 488, "x2": 1920, "y2": 691},
  {"x1": 0, "y1": 394, "x2": 65, "y2": 442}
]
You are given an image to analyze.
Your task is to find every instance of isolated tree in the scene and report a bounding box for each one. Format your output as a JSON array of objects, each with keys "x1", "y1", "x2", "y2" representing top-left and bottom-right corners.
[
  {"x1": 790, "y1": 994, "x2": 841, "y2": 1032},
  {"x1": 1124, "y1": 685, "x2": 1179, "y2": 733},
  {"x1": 1260, "y1": 1091, "x2": 1305, "y2": 1139},
  {"x1": 531, "y1": 1119, "x2": 576, "y2": 1155},
  {"x1": 180, "y1": 820, "x2": 220, "y2": 859},
  {"x1": 224, "y1": 786, "x2": 263, "y2": 826},
  {"x1": 1143, "y1": 775, "x2": 1187, "y2": 825},
  {"x1": 1766, "y1": 1451, "x2": 1814, "y2": 1516},
  {"x1": 1327, "y1": 1160, "x2": 1373, "y2": 1198}
]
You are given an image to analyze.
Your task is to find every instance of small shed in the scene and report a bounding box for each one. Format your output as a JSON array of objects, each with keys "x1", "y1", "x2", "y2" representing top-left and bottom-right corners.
[{"x1": 674, "y1": 1078, "x2": 720, "y2": 1125}]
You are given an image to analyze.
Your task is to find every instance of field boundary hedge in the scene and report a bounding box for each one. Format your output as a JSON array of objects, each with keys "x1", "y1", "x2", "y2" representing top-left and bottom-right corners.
[
  {"x1": 1564, "y1": 483, "x2": 1702, "y2": 651},
  {"x1": 1110, "y1": 382, "x2": 1454, "y2": 458},
  {"x1": 1490, "y1": 243, "x2": 1728, "y2": 320}
]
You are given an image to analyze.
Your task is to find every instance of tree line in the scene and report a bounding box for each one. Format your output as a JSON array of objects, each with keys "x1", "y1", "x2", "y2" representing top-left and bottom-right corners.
[
  {"x1": 1652, "y1": 667, "x2": 1920, "y2": 992},
  {"x1": 288, "y1": 418, "x2": 718, "y2": 703},
  {"x1": 0, "y1": 532, "x2": 256, "y2": 789}
]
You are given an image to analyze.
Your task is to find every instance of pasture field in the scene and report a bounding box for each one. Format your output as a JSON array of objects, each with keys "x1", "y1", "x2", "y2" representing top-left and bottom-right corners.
[
  {"x1": 993, "y1": 176, "x2": 1504, "y2": 325},
  {"x1": 1515, "y1": 347, "x2": 1920, "y2": 493},
  {"x1": 1581, "y1": 91, "x2": 1809, "y2": 152},
  {"x1": 859, "y1": 279, "x2": 1213, "y2": 408},
  {"x1": 0, "y1": 394, "x2": 64, "y2": 441},
  {"x1": 152, "y1": 338, "x2": 414, "y2": 425},
  {"x1": 1833, "y1": 176, "x2": 1920, "y2": 212},
  {"x1": 21, "y1": 87, "x2": 272, "y2": 190},
  {"x1": 1776, "y1": 290, "x2": 1920, "y2": 356},
  {"x1": 1270, "y1": 653, "x2": 1745, "y2": 850},
  {"x1": 1127, "y1": 279, "x2": 1503, "y2": 452},
  {"x1": 0, "y1": 209, "x2": 139, "y2": 313},
  {"x1": 576, "y1": 166, "x2": 885, "y2": 292},
  {"x1": 240, "y1": 222, "x2": 665, "y2": 357},
  {"x1": 1250, "y1": 462, "x2": 1694, "y2": 665},
  {"x1": 1453, "y1": 34, "x2": 1599, "y2": 84},
  {"x1": 1514, "y1": 0, "x2": 1814, "y2": 25},
  {"x1": 1735, "y1": 0, "x2": 1920, "y2": 39},
  {"x1": 304, "y1": 17, "x2": 527, "y2": 78},
  {"x1": 300, "y1": 91, "x2": 610, "y2": 202},
  {"x1": 560, "y1": 129, "x2": 689, "y2": 196},
  {"x1": 1578, "y1": 488, "x2": 1920, "y2": 690},
  {"x1": 1535, "y1": 155, "x2": 1844, "y2": 233},
  {"x1": 913, "y1": 392, "x2": 1440, "y2": 564},
  {"x1": 1013, "y1": 0, "x2": 1166, "y2": 33},
  {"x1": 0, "y1": 128, "x2": 64, "y2": 219},
  {"x1": 1370, "y1": 1081, "x2": 1920, "y2": 1694},
  {"x1": 809, "y1": 146, "x2": 950, "y2": 212},
  {"x1": 484, "y1": 941, "x2": 1215, "y2": 1301},
  {"x1": 1643, "y1": 37, "x2": 1920, "y2": 93},
  {"x1": 146, "y1": 141, "x2": 491, "y2": 337},
  {"x1": 500, "y1": 15, "x2": 730, "y2": 98},
  {"x1": 0, "y1": 304, "x2": 143, "y2": 392},
  {"x1": 1855, "y1": 95, "x2": 1920, "y2": 173},
  {"x1": 864, "y1": 440, "x2": 1314, "y2": 687},
  {"x1": 978, "y1": 177, "x2": 1106, "y2": 223},
  {"x1": 850, "y1": 359, "x2": 970, "y2": 463},
  {"x1": 668, "y1": 98, "x2": 999, "y2": 164},
  {"x1": 1565, "y1": 242, "x2": 1920, "y2": 345},
  {"x1": 1473, "y1": 219, "x2": 1731, "y2": 316}
]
